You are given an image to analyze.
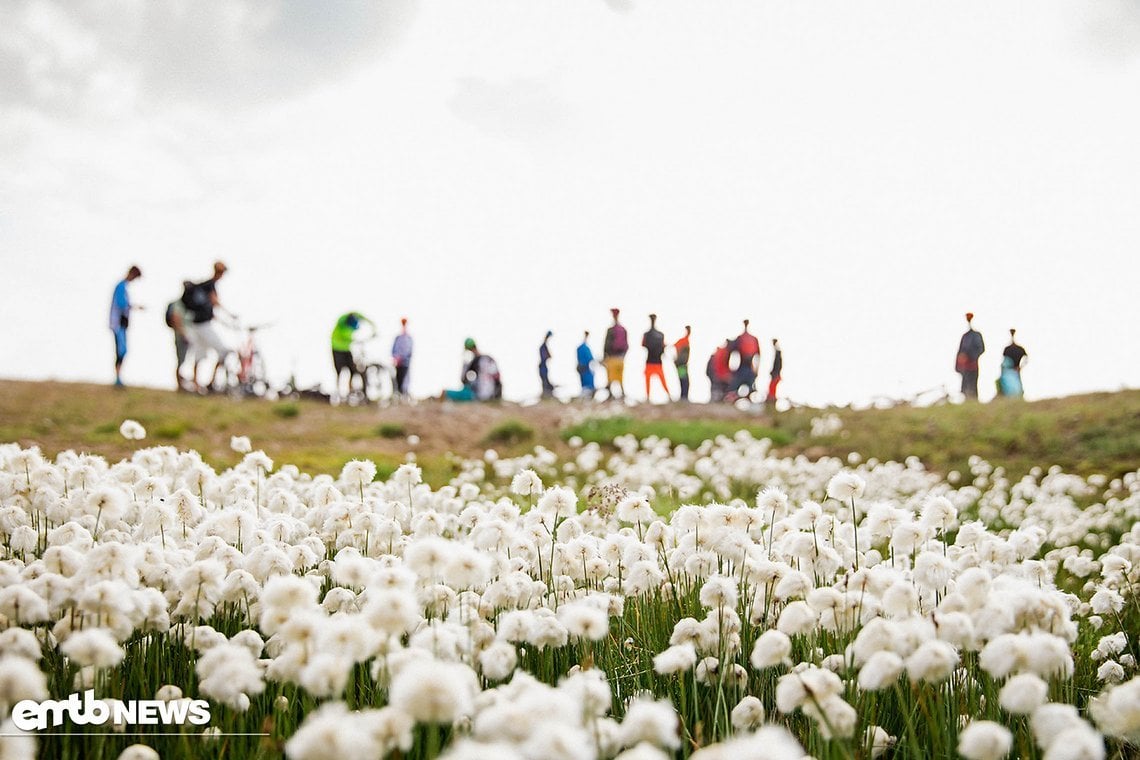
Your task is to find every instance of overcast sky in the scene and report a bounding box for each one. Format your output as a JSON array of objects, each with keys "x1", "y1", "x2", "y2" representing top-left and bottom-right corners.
[{"x1": 2, "y1": 0, "x2": 1139, "y2": 406}]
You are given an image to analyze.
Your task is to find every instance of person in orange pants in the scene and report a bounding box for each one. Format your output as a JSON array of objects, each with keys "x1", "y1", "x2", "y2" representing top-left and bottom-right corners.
[{"x1": 642, "y1": 314, "x2": 670, "y2": 401}]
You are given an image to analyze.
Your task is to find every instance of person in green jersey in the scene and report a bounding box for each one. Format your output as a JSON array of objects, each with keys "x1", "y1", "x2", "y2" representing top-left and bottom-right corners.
[{"x1": 331, "y1": 312, "x2": 375, "y2": 401}]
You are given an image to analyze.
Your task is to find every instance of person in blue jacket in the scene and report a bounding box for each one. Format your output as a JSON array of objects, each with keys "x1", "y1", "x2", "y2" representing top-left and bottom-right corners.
[
  {"x1": 109, "y1": 265, "x2": 142, "y2": 387},
  {"x1": 576, "y1": 331, "x2": 596, "y2": 400}
]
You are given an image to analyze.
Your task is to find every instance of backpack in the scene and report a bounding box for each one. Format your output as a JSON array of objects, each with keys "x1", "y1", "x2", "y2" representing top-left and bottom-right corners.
[
  {"x1": 644, "y1": 330, "x2": 664, "y2": 356},
  {"x1": 164, "y1": 302, "x2": 177, "y2": 328},
  {"x1": 181, "y1": 280, "x2": 212, "y2": 321},
  {"x1": 609, "y1": 325, "x2": 628, "y2": 355},
  {"x1": 475, "y1": 356, "x2": 502, "y2": 401}
]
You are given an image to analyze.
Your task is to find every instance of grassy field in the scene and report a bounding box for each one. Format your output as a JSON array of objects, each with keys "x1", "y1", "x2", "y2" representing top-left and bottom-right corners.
[{"x1": 1, "y1": 380, "x2": 1137, "y2": 483}]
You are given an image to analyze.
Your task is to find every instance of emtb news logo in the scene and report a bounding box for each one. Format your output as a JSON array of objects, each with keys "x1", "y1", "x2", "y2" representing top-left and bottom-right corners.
[{"x1": 12, "y1": 690, "x2": 211, "y2": 731}]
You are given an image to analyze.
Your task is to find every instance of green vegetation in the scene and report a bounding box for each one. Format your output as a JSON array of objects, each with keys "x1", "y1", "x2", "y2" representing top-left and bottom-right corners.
[
  {"x1": 376, "y1": 422, "x2": 407, "y2": 439},
  {"x1": 483, "y1": 418, "x2": 535, "y2": 446},
  {"x1": 152, "y1": 421, "x2": 188, "y2": 440},
  {"x1": 563, "y1": 415, "x2": 793, "y2": 449},
  {"x1": 272, "y1": 401, "x2": 301, "y2": 419},
  {"x1": 795, "y1": 392, "x2": 1140, "y2": 480}
]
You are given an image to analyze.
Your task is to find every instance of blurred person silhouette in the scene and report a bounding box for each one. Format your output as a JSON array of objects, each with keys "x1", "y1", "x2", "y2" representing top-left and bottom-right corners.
[
  {"x1": 391, "y1": 317, "x2": 414, "y2": 398},
  {"x1": 539, "y1": 331, "x2": 555, "y2": 399},
  {"x1": 955, "y1": 311, "x2": 985, "y2": 400},
  {"x1": 576, "y1": 331, "x2": 596, "y2": 399},
  {"x1": 998, "y1": 328, "x2": 1027, "y2": 398},
  {"x1": 707, "y1": 339, "x2": 734, "y2": 402},
  {"x1": 603, "y1": 308, "x2": 629, "y2": 400},
  {"x1": 182, "y1": 261, "x2": 234, "y2": 393},
  {"x1": 673, "y1": 325, "x2": 692, "y2": 401},
  {"x1": 443, "y1": 338, "x2": 501, "y2": 402},
  {"x1": 734, "y1": 319, "x2": 761, "y2": 398},
  {"x1": 331, "y1": 311, "x2": 376, "y2": 401},
  {"x1": 642, "y1": 314, "x2": 670, "y2": 401},
  {"x1": 164, "y1": 283, "x2": 192, "y2": 391},
  {"x1": 766, "y1": 338, "x2": 783, "y2": 405},
  {"x1": 109, "y1": 265, "x2": 142, "y2": 387}
]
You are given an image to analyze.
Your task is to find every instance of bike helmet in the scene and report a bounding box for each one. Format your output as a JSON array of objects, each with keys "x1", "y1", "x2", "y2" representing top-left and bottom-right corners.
[{"x1": 464, "y1": 337, "x2": 476, "y2": 350}]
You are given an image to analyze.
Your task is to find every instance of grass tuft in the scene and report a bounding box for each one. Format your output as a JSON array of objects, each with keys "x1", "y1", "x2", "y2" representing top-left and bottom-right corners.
[{"x1": 484, "y1": 418, "x2": 535, "y2": 446}]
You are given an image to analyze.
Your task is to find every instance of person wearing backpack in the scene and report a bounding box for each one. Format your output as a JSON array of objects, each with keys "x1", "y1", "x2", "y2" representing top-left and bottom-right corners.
[
  {"x1": 181, "y1": 261, "x2": 233, "y2": 393},
  {"x1": 109, "y1": 265, "x2": 142, "y2": 387},
  {"x1": 642, "y1": 314, "x2": 670, "y2": 401},
  {"x1": 164, "y1": 284, "x2": 192, "y2": 391},
  {"x1": 443, "y1": 338, "x2": 501, "y2": 401},
  {"x1": 602, "y1": 308, "x2": 628, "y2": 400},
  {"x1": 954, "y1": 311, "x2": 985, "y2": 400}
]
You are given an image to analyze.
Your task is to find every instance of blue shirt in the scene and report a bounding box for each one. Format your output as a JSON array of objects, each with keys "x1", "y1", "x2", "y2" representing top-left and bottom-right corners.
[
  {"x1": 109, "y1": 279, "x2": 130, "y2": 330},
  {"x1": 576, "y1": 342, "x2": 594, "y2": 367},
  {"x1": 392, "y1": 333, "x2": 414, "y2": 365}
]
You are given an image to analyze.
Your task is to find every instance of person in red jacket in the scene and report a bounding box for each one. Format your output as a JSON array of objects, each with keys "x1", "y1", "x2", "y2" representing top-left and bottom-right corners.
[
  {"x1": 734, "y1": 319, "x2": 761, "y2": 398},
  {"x1": 707, "y1": 339, "x2": 734, "y2": 402}
]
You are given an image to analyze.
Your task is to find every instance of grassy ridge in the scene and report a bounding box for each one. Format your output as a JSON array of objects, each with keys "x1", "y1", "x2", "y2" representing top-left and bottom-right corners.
[
  {"x1": 793, "y1": 392, "x2": 1140, "y2": 480},
  {"x1": 0, "y1": 380, "x2": 1137, "y2": 483}
]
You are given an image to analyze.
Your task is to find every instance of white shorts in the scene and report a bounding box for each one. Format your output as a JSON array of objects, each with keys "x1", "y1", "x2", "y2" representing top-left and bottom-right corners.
[{"x1": 186, "y1": 321, "x2": 231, "y2": 364}]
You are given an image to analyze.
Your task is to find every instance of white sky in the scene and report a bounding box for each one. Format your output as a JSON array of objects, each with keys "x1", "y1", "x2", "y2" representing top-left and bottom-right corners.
[{"x1": 2, "y1": 0, "x2": 1139, "y2": 406}]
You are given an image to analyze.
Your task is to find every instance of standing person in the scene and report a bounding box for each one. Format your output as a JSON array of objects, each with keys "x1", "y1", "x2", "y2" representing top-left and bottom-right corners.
[
  {"x1": 165, "y1": 285, "x2": 192, "y2": 391},
  {"x1": 576, "y1": 331, "x2": 596, "y2": 399},
  {"x1": 182, "y1": 261, "x2": 233, "y2": 393},
  {"x1": 391, "y1": 318, "x2": 414, "y2": 398},
  {"x1": 109, "y1": 266, "x2": 142, "y2": 387},
  {"x1": 602, "y1": 308, "x2": 629, "y2": 400},
  {"x1": 708, "y1": 339, "x2": 734, "y2": 402},
  {"x1": 673, "y1": 325, "x2": 692, "y2": 402},
  {"x1": 331, "y1": 311, "x2": 375, "y2": 401},
  {"x1": 538, "y1": 331, "x2": 555, "y2": 399},
  {"x1": 734, "y1": 319, "x2": 761, "y2": 398},
  {"x1": 999, "y1": 328, "x2": 1027, "y2": 398},
  {"x1": 766, "y1": 338, "x2": 783, "y2": 405},
  {"x1": 955, "y1": 312, "x2": 985, "y2": 400},
  {"x1": 642, "y1": 314, "x2": 669, "y2": 401}
]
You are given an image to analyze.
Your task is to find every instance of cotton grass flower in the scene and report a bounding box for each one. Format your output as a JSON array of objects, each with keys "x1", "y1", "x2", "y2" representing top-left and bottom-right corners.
[
  {"x1": 750, "y1": 630, "x2": 792, "y2": 669},
  {"x1": 619, "y1": 697, "x2": 680, "y2": 750},
  {"x1": 61, "y1": 628, "x2": 124, "y2": 669},
  {"x1": 729, "y1": 695, "x2": 765, "y2": 731},
  {"x1": 116, "y1": 745, "x2": 159, "y2": 760},
  {"x1": 958, "y1": 720, "x2": 1012, "y2": 760},
  {"x1": 510, "y1": 469, "x2": 543, "y2": 498},
  {"x1": 653, "y1": 644, "x2": 697, "y2": 675},
  {"x1": 826, "y1": 472, "x2": 865, "y2": 501},
  {"x1": 0, "y1": 656, "x2": 48, "y2": 713},
  {"x1": 558, "y1": 603, "x2": 610, "y2": 642},
  {"x1": 999, "y1": 673, "x2": 1048, "y2": 715},
  {"x1": 1089, "y1": 676, "x2": 1140, "y2": 744},
  {"x1": 388, "y1": 659, "x2": 478, "y2": 724},
  {"x1": 119, "y1": 420, "x2": 146, "y2": 440},
  {"x1": 858, "y1": 651, "x2": 904, "y2": 691}
]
